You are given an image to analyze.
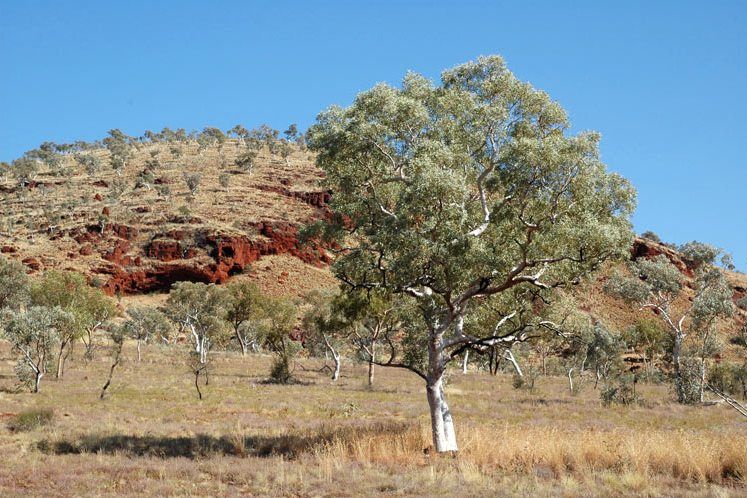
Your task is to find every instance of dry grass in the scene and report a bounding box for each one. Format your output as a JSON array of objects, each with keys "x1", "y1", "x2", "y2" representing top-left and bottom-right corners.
[{"x1": 0, "y1": 341, "x2": 745, "y2": 496}]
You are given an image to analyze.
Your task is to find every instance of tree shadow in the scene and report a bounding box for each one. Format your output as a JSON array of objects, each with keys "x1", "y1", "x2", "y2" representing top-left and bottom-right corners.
[{"x1": 37, "y1": 422, "x2": 413, "y2": 460}]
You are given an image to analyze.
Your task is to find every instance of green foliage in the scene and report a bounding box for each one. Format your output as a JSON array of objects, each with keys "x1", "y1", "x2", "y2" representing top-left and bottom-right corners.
[
  {"x1": 307, "y1": 55, "x2": 635, "y2": 383},
  {"x1": 223, "y1": 281, "x2": 263, "y2": 352},
  {"x1": 155, "y1": 183, "x2": 172, "y2": 199},
  {"x1": 31, "y1": 271, "x2": 113, "y2": 323},
  {"x1": 640, "y1": 231, "x2": 661, "y2": 243},
  {"x1": 103, "y1": 129, "x2": 134, "y2": 173},
  {"x1": 1, "y1": 306, "x2": 74, "y2": 391},
  {"x1": 136, "y1": 169, "x2": 156, "y2": 189},
  {"x1": 235, "y1": 150, "x2": 257, "y2": 173},
  {"x1": 269, "y1": 354, "x2": 296, "y2": 384},
  {"x1": 27, "y1": 142, "x2": 62, "y2": 171},
  {"x1": 197, "y1": 127, "x2": 226, "y2": 152},
  {"x1": 607, "y1": 256, "x2": 683, "y2": 304},
  {"x1": 183, "y1": 173, "x2": 201, "y2": 195},
  {"x1": 30, "y1": 270, "x2": 117, "y2": 360},
  {"x1": 8, "y1": 408, "x2": 54, "y2": 432},
  {"x1": 623, "y1": 318, "x2": 668, "y2": 354},
  {"x1": 123, "y1": 306, "x2": 173, "y2": 343},
  {"x1": 679, "y1": 241, "x2": 720, "y2": 268},
  {"x1": 258, "y1": 295, "x2": 299, "y2": 383},
  {"x1": 690, "y1": 268, "x2": 735, "y2": 330},
  {"x1": 284, "y1": 123, "x2": 299, "y2": 141},
  {"x1": 165, "y1": 282, "x2": 228, "y2": 360},
  {"x1": 676, "y1": 358, "x2": 704, "y2": 404},
  {"x1": 74, "y1": 153, "x2": 102, "y2": 176},
  {"x1": 301, "y1": 290, "x2": 344, "y2": 358},
  {"x1": 0, "y1": 256, "x2": 30, "y2": 310},
  {"x1": 600, "y1": 374, "x2": 639, "y2": 407},
  {"x1": 229, "y1": 124, "x2": 249, "y2": 141},
  {"x1": 107, "y1": 178, "x2": 128, "y2": 201},
  {"x1": 708, "y1": 361, "x2": 747, "y2": 399},
  {"x1": 11, "y1": 157, "x2": 39, "y2": 185}
]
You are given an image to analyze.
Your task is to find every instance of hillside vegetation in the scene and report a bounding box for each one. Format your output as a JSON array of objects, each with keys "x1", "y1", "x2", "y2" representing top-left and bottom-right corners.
[
  {"x1": 0, "y1": 127, "x2": 335, "y2": 296},
  {"x1": 1, "y1": 127, "x2": 744, "y2": 346}
]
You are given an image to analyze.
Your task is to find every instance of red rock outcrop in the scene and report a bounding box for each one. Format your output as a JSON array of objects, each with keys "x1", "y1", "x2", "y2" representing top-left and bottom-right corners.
[
  {"x1": 93, "y1": 220, "x2": 332, "y2": 295},
  {"x1": 255, "y1": 185, "x2": 332, "y2": 209},
  {"x1": 630, "y1": 237, "x2": 694, "y2": 277}
]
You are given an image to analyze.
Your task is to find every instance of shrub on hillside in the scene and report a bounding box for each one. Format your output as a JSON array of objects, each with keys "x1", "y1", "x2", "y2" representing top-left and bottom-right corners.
[
  {"x1": 8, "y1": 408, "x2": 54, "y2": 432},
  {"x1": 640, "y1": 231, "x2": 661, "y2": 243}
]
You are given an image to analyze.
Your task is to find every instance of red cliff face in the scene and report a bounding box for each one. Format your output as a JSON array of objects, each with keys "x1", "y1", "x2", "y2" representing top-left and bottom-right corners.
[
  {"x1": 630, "y1": 237, "x2": 694, "y2": 277},
  {"x1": 92, "y1": 220, "x2": 332, "y2": 295}
]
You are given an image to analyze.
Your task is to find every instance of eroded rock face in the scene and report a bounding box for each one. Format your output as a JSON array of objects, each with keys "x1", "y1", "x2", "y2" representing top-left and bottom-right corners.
[
  {"x1": 95, "y1": 220, "x2": 333, "y2": 294},
  {"x1": 76, "y1": 217, "x2": 333, "y2": 295},
  {"x1": 631, "y1": 237, "x2": 694, "y2": 277}
]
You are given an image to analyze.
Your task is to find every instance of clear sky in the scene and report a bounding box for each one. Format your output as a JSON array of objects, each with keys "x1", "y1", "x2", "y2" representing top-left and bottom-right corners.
[{"x1": 1, "y1": 1, "x2": 745, "y2": 268}]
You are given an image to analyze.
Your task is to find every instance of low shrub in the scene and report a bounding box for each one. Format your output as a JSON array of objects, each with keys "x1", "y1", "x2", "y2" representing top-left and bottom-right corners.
[{"x1": 8, "y1": 408, "x2": 54, "y2": 432}]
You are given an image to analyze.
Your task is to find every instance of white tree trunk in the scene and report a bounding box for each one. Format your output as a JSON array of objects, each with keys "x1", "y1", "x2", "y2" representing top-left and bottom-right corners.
[
  {"x1": 426, "y1": 377, "x2": 457, "y2": 452},
  {"x1": 426, "y1": 330, "x2": 458, "y2": 452},
  {"x1": 504, "y1": 348, "x2": 523, "y2": 377},
  {"x1": 567, "y1": 367, "x2": 575, "y2": 394},
  {"x1": 237, "y1": 330, "x2": 247, "y2": 356},
  {"x1": 332, "y1": 351, "x2": 341, "y2": 381},
  {"x1": 34, "y1": 371, "x2": 43, "y2": 393},
  {"x1": 462, "y1": 351, "x2": 469, "y2": 374}
]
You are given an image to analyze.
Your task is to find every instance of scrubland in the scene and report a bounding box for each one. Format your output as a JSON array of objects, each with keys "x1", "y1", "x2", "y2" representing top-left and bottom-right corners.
[{"x1": 0, "y1": 343, "x2": 744, "y2": 497}]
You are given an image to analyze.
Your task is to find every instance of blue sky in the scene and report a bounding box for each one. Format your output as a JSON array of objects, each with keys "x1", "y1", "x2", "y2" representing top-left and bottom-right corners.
[{"x1": 1, "y1": 1, "x2": 745, "y2": 268}]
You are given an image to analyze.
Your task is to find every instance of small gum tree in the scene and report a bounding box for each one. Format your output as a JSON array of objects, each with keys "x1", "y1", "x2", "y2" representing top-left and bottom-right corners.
[
  {"x1": 100, "y1": 323, "x2": 126, "y2": 400},
  {"x1": 260, "y1": 296, "x2": 298, "y2": 384},
  {"x1": 1, "y1": 306, "x2": 74, "y2": 392},
  {"x1": 606, "y1": 245, "x2": 735, "y2": 403},
  {"x1": 165, "y1": 282, "x2": 226, "y2": 365},
  {"x1": 308, "y1": 55, "x2": 635, "y2": 452},
  {"x1": 224, "y1": 281, "x2": 262, "y2": 356},
  {"x1": 30, "y1": 271, "x2": 115, "y2": 376},
  {"x1": 124, "y1": 306, "x2": 173, "y2": 362},
  {"x1": 334, "y1": 289, "x2": 402, "y2": 386},
  {"x1": 302, "y1": 290, "x2": 345, "y2": 381},
  {"x1": 0, "y1": 256, "x2": 30, "y2": 310}
]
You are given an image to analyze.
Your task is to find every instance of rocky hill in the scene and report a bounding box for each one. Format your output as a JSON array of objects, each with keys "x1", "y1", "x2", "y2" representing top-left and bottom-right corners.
[
  {"x1": 1, "y1": 131, "x2": 745, "y2": 346},
  {"x1": 0, "y1": 133, "x2": 338, "y2": 297}
]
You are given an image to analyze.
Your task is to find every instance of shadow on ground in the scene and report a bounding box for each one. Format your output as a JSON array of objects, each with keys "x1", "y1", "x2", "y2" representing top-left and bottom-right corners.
[{"x1": 37, "y1": 421, "x2": 413, "y2": 459}]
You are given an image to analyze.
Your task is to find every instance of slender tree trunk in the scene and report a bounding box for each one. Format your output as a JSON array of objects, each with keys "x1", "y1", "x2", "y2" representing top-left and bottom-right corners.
[
  {"x1": 673, "y1": 331, "x2": 685, "y2": 403},
  {"x1": 56, "y1": 342, "x2": 68, "y2": 379},
  {"x1": 567, "y1": 367, "x2": 575, "y2": 394},
  {"x1": 34, "y1": 371, "x2": 42, "y2": 393},
  {"x1": 699, "y1": 357, "x2": 706, "y2": 403},
  {"x1": 194, "y1": 370, "x2": 202, "y2": 400},
  {"x1": 323, "y1": 334, "x2": 341, "y2": 381},
  {"x1": 236, "y1": 328, "x2": 247, "y2": 356},
  {"x1": 136, "y1": 339, "x2": 142, "y2": 362},
  {"x1": 368, "y1": 343, "x2": 376, "y2": 386},
  {"x1": 462, "y1": 351, "x2": 469, "y2": 374},
  {"x1": 332, "y1": 350, "x2": 341, "y2": 381},
  {"x1": 504, "y1": 348, "x2": 523, "y2": 377},
  {"x1": 100, "y1": 348, "x2": 122, "y2": 400}
]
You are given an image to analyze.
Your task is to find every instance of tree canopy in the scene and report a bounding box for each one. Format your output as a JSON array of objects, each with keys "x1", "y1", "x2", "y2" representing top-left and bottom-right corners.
[{"x1": 308, "y1": 55, "x2": 636, "y2": 452}]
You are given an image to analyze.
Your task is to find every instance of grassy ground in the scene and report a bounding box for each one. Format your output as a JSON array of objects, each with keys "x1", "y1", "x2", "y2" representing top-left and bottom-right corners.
[{"x1": 0, "y1": 342, "x2": 745, "y2": 497}]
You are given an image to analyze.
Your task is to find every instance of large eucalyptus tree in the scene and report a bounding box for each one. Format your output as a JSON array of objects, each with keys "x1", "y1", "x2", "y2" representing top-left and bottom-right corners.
[{"x1": 308, "y1": 56, "x2": 635, "y2": 452}]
